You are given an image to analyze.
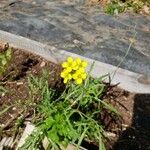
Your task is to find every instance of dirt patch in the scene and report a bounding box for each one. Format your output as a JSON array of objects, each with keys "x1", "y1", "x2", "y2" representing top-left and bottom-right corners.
[
  {"x1": 0, "y1": 43, "x2": 63, "y2": 140},
  {"x1": 81, "y1": 87, "x2": 150, "y2": 150},
  {"x1": 0, "y1": 43, "x2": 149, "y2": 150}
]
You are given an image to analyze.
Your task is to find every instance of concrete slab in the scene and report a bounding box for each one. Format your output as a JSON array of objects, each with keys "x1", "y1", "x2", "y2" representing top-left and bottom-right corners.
[{"x1": 0, "y1": 0, "x2": 149, "y2": 75}]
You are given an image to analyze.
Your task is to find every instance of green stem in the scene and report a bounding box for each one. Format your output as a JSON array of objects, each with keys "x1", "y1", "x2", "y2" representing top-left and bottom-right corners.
[{"x1": 77, "y1": 127, "x2": 88, "y2": 150}]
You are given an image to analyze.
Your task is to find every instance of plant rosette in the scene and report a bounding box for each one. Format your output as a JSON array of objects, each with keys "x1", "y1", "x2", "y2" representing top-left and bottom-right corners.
[
  {"x1": 0, "y1": 46, "x2": 12, "y2": 76},
  {"x1": 18, "y1": 56, "x2": 118, "y2": 150}
]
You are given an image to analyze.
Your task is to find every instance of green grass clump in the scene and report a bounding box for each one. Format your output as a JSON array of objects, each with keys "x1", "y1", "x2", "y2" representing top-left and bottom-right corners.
[
  {"x1": 0, "y1": 45, "x2": 12, "y2": 95},
  {"x1": 0, "y1": 46, "x2": 12, "y2": 76},
  {"x1": 105, "y1": 0, "x2": 148, "y2": 15},
  {"x1": 19, "y1": 64, "x2": 118, "y2": 150}
]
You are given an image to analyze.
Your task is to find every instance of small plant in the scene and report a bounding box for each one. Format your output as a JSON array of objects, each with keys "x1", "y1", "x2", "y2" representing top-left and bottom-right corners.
[
  {"x1": 0, "y1": 44, "x2": 12, "y2": 76},
  {"x1": 0, "y1": 44, "x2": 12, "y2": 96},
  {"x1": 104, "y1": 0, "x2": 125, "y2": 15},
  {"x1": 126, "y1": 0, "x2": 144, "y2": 12},
  {"x1": 14, "y1": 70, "x2": 52, "y2": 116},
  {"x1": 19, "y1": 57, "x2": 118, "y2": 150},
  {"x1": 0, "y1": 85, "x2": 8, "y2": 95},
  {"x1": 104, "y1": 0, "x2": 146, "y2": 15},
  {"x1": 27, "y1": 69, "x2": 50, "y2": 100}
]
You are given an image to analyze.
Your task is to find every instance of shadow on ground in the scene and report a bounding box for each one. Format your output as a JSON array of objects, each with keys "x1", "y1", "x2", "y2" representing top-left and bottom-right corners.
[{"x1": 113, "y1": 94, "x2": 150, "y2": 150}]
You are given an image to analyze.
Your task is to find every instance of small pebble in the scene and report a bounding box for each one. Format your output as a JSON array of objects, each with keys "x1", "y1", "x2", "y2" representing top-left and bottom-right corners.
[
  {"x1": 105, "y1": 132, "x2": 116, "y2": 137},
  {"x1": 0, "y1": 124, "x2": 5, "y2": 128},
  {"x1": 132, "y1": 136, "x2": 135, "y2": 139},
  {"x1": 32, "y1": 2, "x2": 36, "y2": 5},
  {"x1": 16, "y1": 82, "x2": 23, "y2": 85},
  {"x1": 1, "y1": 93, "x2": 5, "y2": 97},
  {"x1": 12, "y1": 107, "x2": 16, "y2": 110},
  {"x1": 40, "y1": 61, "x2": 46, "y2": 67},
  {"x1": 122, "y1": 127, "x2": 127, "y2": 131},
  {"x1": 9, "y1": 113, "x2": 14, "y2": 118}
]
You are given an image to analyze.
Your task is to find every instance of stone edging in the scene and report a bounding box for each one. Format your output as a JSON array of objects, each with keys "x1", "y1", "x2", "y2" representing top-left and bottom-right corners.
[{"x1": 0, "y1": 30, "x2": 149, "y2": 93}]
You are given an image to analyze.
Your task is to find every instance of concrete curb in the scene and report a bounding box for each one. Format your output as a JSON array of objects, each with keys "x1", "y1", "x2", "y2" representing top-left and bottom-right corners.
[{"x1": 0, "y1": 30, "x2": 149, "y2": 93}]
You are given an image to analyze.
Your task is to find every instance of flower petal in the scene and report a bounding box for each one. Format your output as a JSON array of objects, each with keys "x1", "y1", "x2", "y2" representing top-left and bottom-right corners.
[
  {"x1": 75, "y1": 58, "x2": 81, "y2": 64},
  {"x1": 73, "y1": 66, "x2": 78, "y2": 70},
  {"x1": 66, "y1": 67, "x2": 72, "y2": 72},
  {"x1": 60, "y1": 71, "x2": 66, "y2": 78},
  {"x1": 76, "y1": 78, "x2": 82, "y2": 84},
  {"x1": 81, "y1": 73, "x2": 87, "y2": 79},
  {"x1": 72, "y1": 61, "x2": 77, "y2": 67},
  {"x1": 67, "y1": 57, "x2": 73, "y2": 63},
  {"x1": 62, "y1": 62, "x2": 68, "y2": 68},
  {"x1": 77, "y1": 68, "x2": 85, "y2": 74},
  {"x1": 68, "y1": 74, "x2": 72, "y2": 80},
  {"x1": 72, "y1": 73, "x2": 78, "y2": 79},
  {"x1": 82, "y1": 61, "x2": 88, "y2": 68},
  {"x1": 64, "y1": 78, "x2": 68, "y2": 84}
]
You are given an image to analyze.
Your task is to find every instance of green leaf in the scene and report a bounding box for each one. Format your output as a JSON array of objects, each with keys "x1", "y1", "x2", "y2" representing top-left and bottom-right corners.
[
  {"x1": 1, "y1": 58, "x2": 7, "y2": 65},
  {"x1": 77, "y1": 127, "x2": 88, "y2": 149},
  {"x1": 47, "y1": 129, "x2": 59, "y2": 143},
  {"x1": 99, "y1": 133, "x2": 106, "y2": 150},
  {"x1": 0, "y1": 106, "x2": 12, "y2": 116},
  {"x1": 44, "y1": 117, "x2": 54, "y2": 129},
  {"x1": 6, "y1": 48, "x2": 12, "y2": 60},
  {"x1": 99, "y1": 99, "x2": 119, "y2": 114}
]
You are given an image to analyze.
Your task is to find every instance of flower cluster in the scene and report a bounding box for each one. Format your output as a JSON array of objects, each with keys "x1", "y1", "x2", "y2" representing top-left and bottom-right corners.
[{"x1": 61, "y1": 57, "x2": 88, "y2": 84}]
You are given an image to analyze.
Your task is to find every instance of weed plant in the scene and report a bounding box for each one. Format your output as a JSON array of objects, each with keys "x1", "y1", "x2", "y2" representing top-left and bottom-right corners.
[
  {"x1": 105, "y1": 0, "x2": 147, "y2": 15},
  {"x1": 19, "y1": 63, "x2": 118, "y2": 150},
  {"x1": 0, "y1": 45, "x2": 12, "y2": 95},
  {"x1": 0, "y1": 46, "x2": 12, "y2": 76}
]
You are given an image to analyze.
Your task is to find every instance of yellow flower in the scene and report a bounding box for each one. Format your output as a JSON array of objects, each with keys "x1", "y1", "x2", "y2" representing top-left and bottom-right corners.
[
  {"x1": 62, "y1": 57, "x2": 76, "y2": 72},
  {"x1": 75, "y1": 58, "x2": 82, "y2": 64},
  {"x1": 74, "y1": 58, "x2": 88, "y2": 70},
  {"x1": 72, "y1": 70, "x2": 87, "y2": 84},
  {"x1": 61, "y1": 70, "x2": 72, "y2": 83},
  {"x1": 81, "y1": 61, "x2": 88, "y2": 68},
  {"x1": 61, "y1": 57, "x2": 88, "y2": 84}
]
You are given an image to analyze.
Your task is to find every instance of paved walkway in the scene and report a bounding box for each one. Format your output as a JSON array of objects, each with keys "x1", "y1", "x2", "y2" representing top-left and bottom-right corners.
[{"x1": 0, "y1": 0, "x2": 150, "y2": 74}]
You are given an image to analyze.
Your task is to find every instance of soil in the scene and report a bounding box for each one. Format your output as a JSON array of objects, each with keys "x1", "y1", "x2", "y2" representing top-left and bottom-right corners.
[
  {"x1": 0, "y1": 43, "x2": 149, "y2": 150},
  {"x1": 0, "y1": 43, "x2": 63, "y2": 146}
]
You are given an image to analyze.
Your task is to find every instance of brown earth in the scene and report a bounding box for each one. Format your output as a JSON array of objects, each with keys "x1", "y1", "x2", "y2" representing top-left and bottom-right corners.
[{"x1": 0, "y1": 43, "x2": 63, "y2": 140}]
